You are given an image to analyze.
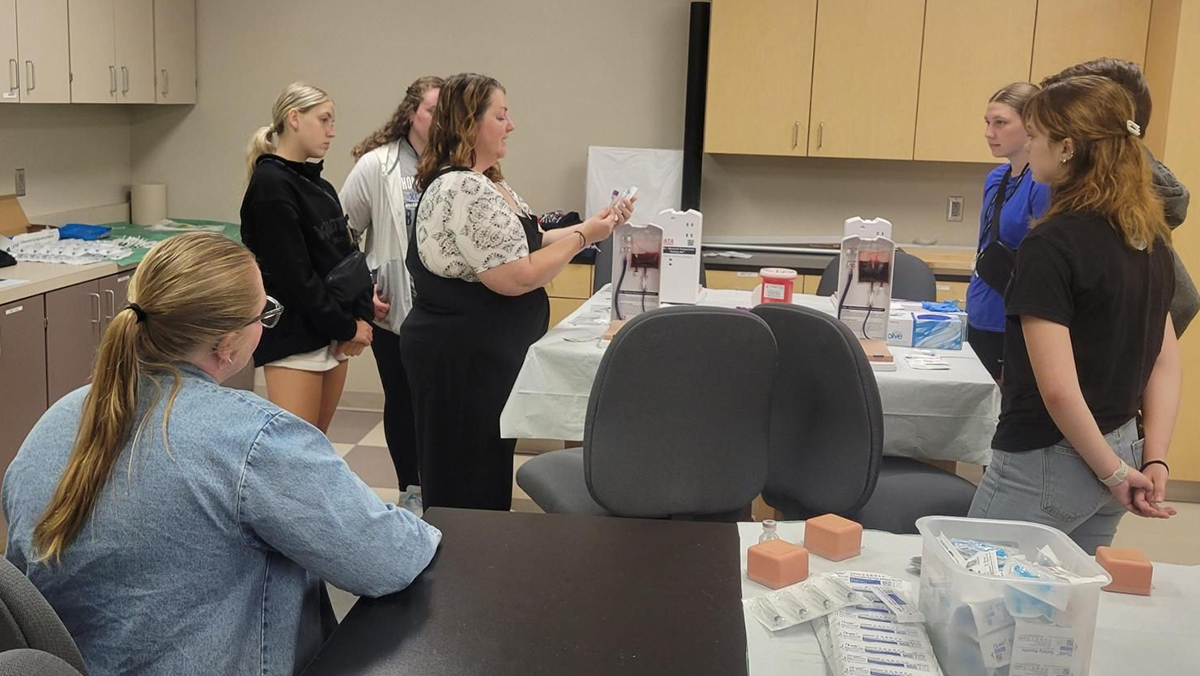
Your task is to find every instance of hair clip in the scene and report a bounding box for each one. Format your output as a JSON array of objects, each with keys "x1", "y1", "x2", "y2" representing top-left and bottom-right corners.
[{"x1": 1126, "y1": 119, "x2": 1142, "y2": 137}]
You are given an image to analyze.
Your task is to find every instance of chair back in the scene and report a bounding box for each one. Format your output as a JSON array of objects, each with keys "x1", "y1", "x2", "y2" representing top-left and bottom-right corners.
[
  {"x1": 0, "y1": 558, "x2": 87, "y2": 675},
  {"x1": 750, "y1": 304, "x2": 883, "y2": 517},
  {"x1": 584, "y1": 306, "x2": 777, "y2": 518}
]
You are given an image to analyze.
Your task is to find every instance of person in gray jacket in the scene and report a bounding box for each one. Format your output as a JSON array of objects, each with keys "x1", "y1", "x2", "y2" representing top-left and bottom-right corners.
[
  {"x1": 342, "y1": 76, "x2": 444, "y2": 513},
  {"x1": 1043, "y1": 58, "x2": 1197, "y2": 336}
]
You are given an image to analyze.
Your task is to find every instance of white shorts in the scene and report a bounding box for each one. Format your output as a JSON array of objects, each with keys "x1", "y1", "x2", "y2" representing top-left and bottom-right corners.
[{"x1": 265, "y1": 341, "x2": 348, "y2": 372}]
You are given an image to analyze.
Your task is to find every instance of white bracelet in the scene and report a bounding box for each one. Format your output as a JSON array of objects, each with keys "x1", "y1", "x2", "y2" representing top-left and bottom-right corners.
[{"x1": 1099, "y1": 458, "x2": 1130, "y2": 487}]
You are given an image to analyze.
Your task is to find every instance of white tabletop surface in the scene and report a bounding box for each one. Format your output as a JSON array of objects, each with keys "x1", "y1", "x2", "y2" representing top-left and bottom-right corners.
[{"x1": 736, "y1": 521, "x2": 1200, "y2": 676}]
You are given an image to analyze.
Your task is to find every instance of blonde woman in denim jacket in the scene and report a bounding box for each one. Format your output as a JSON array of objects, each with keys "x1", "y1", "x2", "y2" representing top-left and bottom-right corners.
[{"x1": 3, "y1": 233, "x2": 441, "y2": 676}]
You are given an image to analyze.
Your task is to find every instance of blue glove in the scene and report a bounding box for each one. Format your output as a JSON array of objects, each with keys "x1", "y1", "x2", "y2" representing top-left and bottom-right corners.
[
  {"x1": 921, "y1": 300, "x2": 963, "y2": 313},
  {"x1": 58, "y1": 223, "x2": 112, "y2": 241}
]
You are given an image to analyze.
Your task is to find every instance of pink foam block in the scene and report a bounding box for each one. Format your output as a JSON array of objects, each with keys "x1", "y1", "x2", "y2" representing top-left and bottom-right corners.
[
  {"x1": 1096, "y1": 546, "x2": 1153, "y2": 596},
  {"x1": 804, "y1": 514, "x2": 863, "y2": 562},
  {"x1": 747, "y1": 540, "x2": 809, "y2": 589}
]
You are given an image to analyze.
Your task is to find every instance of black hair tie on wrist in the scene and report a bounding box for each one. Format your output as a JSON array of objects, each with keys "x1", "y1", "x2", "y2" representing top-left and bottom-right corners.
[
  {"x1": 127, "y1": 303, "x2": 148, "y2": 324},
  {"x1": 1141, "y1": 459, "x2": 1169, "y2": 474}
]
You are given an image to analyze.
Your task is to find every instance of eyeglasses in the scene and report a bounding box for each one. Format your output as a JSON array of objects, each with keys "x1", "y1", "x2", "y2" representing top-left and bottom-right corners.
[{"x1": 248, "y1": 295, "x2": 284, "y2": 329}]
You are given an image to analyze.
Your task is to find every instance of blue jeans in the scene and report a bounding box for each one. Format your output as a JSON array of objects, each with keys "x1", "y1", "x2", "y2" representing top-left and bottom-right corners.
[{"x1": 968, "y1": 418, "x2": 1143, "y2": 555}]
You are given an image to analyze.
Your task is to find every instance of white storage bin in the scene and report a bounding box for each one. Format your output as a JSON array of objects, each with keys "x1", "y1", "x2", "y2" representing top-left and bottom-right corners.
[{"x1": 915, "y1": 516, "x2": 1111, "y2": 676}]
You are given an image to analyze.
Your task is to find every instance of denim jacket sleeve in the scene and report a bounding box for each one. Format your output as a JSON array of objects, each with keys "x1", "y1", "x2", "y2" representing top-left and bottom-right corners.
[{"x1": 236, "y1": 411, "x2": 441, "y2": 597}]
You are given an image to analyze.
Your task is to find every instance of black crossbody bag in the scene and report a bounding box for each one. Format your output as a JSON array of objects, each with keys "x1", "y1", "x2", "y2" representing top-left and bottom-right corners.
[{"x1": 975, "y1": 168, "x2": 1017, "y2": 293}]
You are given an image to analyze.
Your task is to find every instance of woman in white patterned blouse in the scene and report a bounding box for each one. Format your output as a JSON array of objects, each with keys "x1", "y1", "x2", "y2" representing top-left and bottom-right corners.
[{"x1": 400, "y1": 73, "x2": 634, "y2": 511}]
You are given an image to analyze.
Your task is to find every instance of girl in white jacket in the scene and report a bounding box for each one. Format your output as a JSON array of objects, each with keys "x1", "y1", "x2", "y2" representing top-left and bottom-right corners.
[{"x1": 341, "y1": 76, "x2": 443, "y2": 511}]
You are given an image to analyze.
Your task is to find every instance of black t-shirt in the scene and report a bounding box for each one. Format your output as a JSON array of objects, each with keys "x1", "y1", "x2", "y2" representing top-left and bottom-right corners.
[{"x1": 993, "y1": 212, "x2": 1175, "y2": 451}]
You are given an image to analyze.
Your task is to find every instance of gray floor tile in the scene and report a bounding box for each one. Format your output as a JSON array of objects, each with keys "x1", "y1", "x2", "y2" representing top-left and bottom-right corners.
[
  {"x1": 326, "y1": 409, "x2": 385, "y2": 445},
  {"x1": 343, "y1": 445, "x2": 399, "y2": 491}
]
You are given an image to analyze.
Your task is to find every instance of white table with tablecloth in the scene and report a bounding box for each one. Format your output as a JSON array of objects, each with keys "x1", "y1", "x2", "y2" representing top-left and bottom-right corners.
[
  {"x1": 500, "y1": 286, "x2": 1001, "y2": 465},
  {"x1": 736, "y1": 521, "x2": 1200, "y2": 675}
]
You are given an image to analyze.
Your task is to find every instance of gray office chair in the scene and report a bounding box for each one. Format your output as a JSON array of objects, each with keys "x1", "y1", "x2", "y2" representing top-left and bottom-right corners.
[
  {"x1": 0, "y1": 650, "x2": 85, "y2": 676},
  {"x1": 0, "y1": 558, "x2": 87, "y2": 675},
  {"x1": 517, "y1": 305, "x2": 777, "y2": 521},
  {"x1": 751, "y1": 303, "x2": 976, "y2": 534},
  {"x1": 815, "y1": 250, "x2": 938, "y2": 302}
]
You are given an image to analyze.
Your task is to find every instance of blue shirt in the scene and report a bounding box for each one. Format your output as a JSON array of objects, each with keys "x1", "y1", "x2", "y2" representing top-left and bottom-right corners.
[
  {"x1": 967, "y1": 164, "x2": 1051, "y2": 332},
  {"x1": 3, "y1": 365, "x2": 441, "y2": 676}
]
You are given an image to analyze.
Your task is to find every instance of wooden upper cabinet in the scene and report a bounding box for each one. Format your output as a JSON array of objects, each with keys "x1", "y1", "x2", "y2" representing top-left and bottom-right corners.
[
  {"x1": 69, "y1": 0, "x2": 117, "y2": 103},
  {"x1": 114, "y1": 0, "x2": 155, "y2": 103},
  {"x1": 704, "y1": 0, "x2": 818, "y2": 156},
  {"x1": 1030, "y1": 0, "x2": 1152, "y2": 84},
  {"x1": 808, "y1": 0, "x2": 926, "y2": 160},
  {"x1": 153, "y1": 0, "x2": 196, "y2": 104},
  {"x1": 16, "y1": 0, "x2": 70, "y2": 103},
  {"x1": 0, "y1": 0, "x2": 17, "y2": 103},
  {"x1": 915, "y1": 0, "x2": 1037, "y2": 163}
]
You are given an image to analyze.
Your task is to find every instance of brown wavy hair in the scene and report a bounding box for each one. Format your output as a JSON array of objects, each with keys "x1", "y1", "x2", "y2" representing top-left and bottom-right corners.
[
  {"x1": 1024, "y1": 75, "x2": 1170, "y2": 251},
  {"x1": 1041, "y1": 58, "x2": 1152, "y2": 134},
  {"x1": 351, "y1": 76, "x2": 445, "y2": 160},
  {"x1": 32, "y1": 233, "x2": 261, "y2": 563},
  {"x1": 416, "y1": 73, "x2": 505, "y2": 191}
]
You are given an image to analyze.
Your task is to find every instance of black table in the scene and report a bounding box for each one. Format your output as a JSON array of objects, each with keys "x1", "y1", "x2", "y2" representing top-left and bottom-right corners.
[{"x1": 302, "y1": 508, "x2": 748, "y2": 676}]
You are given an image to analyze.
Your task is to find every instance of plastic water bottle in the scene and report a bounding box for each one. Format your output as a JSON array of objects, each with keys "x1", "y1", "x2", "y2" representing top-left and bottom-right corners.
[{"x1": 759, "y1": 519, "x2": 781, "y2": 543}]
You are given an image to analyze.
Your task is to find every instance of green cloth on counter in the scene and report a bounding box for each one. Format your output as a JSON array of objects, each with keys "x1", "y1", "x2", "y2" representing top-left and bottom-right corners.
[{"x1": 102, "y1": 219, "x2": 241, "y2": 267}]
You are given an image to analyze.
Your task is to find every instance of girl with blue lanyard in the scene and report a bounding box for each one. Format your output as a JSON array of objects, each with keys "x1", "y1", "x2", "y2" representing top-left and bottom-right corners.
[{"x1": 967, "y1": 83, "x2": 1051, "y2": 380}]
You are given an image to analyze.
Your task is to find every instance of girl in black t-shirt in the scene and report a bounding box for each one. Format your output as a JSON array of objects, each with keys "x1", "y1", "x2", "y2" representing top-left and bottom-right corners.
[{"x1": 968, "y1": 75, "x2": 1179, "y2": 554}]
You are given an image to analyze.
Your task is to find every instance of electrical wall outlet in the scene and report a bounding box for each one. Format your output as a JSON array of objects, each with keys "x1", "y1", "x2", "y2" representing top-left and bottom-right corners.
[
  {"x1": 14, "y1": 168, "x2": 25, "y2": 197},
  {"x1": 946, "y1": 196, "x2": 964, "y2": 222}
]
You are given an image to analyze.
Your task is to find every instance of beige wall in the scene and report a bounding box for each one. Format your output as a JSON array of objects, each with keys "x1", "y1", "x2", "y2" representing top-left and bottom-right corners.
[
  {"x1": 702, "y1": 155, "x2": 992, "y2": 245},
  {"x1": 128, "y1": 0, "x2": 992, "y2": 248},
  {"x1": 0, "y1": 105, "x2": 132, "y2": 220},
  {"x1": 130, "y1": 0, "x2": 691, "y2": 221},
  {"x1": 1161, "y1": 0, "x2": 1200, "y2": 482}
]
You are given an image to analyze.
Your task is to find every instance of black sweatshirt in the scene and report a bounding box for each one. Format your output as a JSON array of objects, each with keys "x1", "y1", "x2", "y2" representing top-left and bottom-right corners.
[{"x1": 240, "y1": 154, "x2": 369, "y2": 366}]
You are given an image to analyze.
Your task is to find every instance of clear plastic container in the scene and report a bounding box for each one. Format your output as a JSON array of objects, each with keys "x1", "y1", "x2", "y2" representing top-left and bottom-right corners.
[{"x1": 915, "y1": 516, "x2": 1111, "y2": 676}]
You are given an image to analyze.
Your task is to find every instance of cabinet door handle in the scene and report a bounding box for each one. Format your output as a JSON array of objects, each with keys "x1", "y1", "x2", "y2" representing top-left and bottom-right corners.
[
  {"x1": 791, "y1": 122, "x2": 799, "y2": 150},
  {"x1": 89, "y1": 292, "x2": 102, "y2": 341},
  {"x1": 110, "y1": 65, "x2": 117, "y2": 95},
  {"x1": 161, "y1": 68, "x2": 168, "y2": 96},
  {"x1": 25, "y1": 60, "x2": 34, "y2": 92},
  {"x1": 121, "y1": 66, "x2": 129, "y2": 94},
  {"x1": 817, "y1": 122, "x2": 824, "y2": 151},
  {"x1": 8, "y1": 58, "x2": 17, "y2": 93},
  {"x1": 104, "y1": 289, "x2": 116, "y2": 323}
]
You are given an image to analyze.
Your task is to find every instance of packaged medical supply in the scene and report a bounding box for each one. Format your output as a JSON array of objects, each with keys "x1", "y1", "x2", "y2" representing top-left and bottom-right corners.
[
  {"x1": 744, "y1": 574, "x2": 860, "y2": 632},
  {"x1": 817, "y1": 590, "x2": 945, "y2": 676},
  {"x1": 916, "y1": 517, "x2": 1110, "y2": 676},
  {"x1": 872, "y1": 587, "x2": 925, "y2": 623},
  {"x1": 887, "y1": 311, "x2": 964, "y2": 350}
]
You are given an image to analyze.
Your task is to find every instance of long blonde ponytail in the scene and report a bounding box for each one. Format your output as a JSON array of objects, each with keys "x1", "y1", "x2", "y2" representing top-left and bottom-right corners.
[
  {"x1": 245, "y1": 81, "x2": 332, "y2": 180},
  {"x1": 32, "y1": 233, "x2": 261, "y2": 563}
]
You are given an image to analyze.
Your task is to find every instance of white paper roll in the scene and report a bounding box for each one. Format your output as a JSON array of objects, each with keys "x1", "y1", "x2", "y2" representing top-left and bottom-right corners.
[{"x1": 131, "y1": 183, "x2": 167, "y2": 225}]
